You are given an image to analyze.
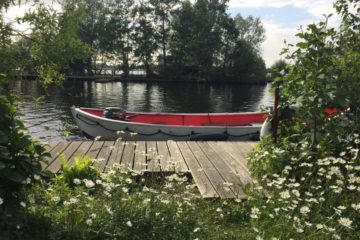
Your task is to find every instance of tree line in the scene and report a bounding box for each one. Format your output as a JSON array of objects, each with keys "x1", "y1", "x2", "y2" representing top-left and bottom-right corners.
[{"x1": 13, "y1": 0, "x2": 267, "y2": 84}]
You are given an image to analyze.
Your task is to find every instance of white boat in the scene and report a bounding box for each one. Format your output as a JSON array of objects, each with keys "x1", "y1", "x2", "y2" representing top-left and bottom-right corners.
[{"x1": 71, "y1": 106, "x2": 267, "y2": 141}]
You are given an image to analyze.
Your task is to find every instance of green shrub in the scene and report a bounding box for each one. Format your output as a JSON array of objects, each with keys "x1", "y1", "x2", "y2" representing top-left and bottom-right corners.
[
  {"x1": 0, "y1": 76, "x2": 50, "y2": 202},
  {"x1": 16, "y1": 169, "x2": 228, "y2": 239},
  {"x1": 59, "y1": 155, "x2": 100, "y2": 188}
]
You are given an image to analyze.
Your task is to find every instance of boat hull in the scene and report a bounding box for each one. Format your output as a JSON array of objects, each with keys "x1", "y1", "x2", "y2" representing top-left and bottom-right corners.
[{"x1": 71, "y1": 107, "x2": 263, "y2": 141}]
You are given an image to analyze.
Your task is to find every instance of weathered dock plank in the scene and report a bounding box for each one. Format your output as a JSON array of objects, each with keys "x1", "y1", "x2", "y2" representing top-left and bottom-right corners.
[
  {"x1": 146, "y1": 142, "x2": 161, "y2": 172},
  {"x1": 120, "y1": 142, "x2": 136, "y2": 170},
  {"x1": 133, "y1": 141, "x2": 146, "y2": 172},
  {"x1": 197, "y1": 142, "x2": 245, "y2": 197},
  {"x1": 45, "y1": 140, "x2": 257, "y2": 199},
  {"x1": 93, "y1": 141, "x2": 115, "y2": 172},
  {"x1": 177, "y1": 141, "x2": 218, "y2": 198},
  {"x1": 167, "y1": 141, "x2": 189, "y2": 172},
  {"x1": 187, "y1": 142, "x2": 234, "y2": 198}
]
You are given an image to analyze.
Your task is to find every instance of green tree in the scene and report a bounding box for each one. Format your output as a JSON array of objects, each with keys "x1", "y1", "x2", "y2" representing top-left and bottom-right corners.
[
  {"x1": 132, "y1": 1, "x2": 158, "y2": 77},
  {"x1": 234, "y1": 14, "x2": 265, "y2": 52},
  {"x1": 62, "y1": 0, "x2": 107, "y2": 75},
  {"x1": 0, "y1": 0, "x2": 49, "y2": 221},
  {"x1": 149, "y1": 0, "x2": 179, "y2": 66},
  {"x1": 269, "y1": 59, "x2": 288, "y2": 82},
  {"x1": 169, "y1": 0, "x2": 193, "y2": 67},
  {"x1": 21, "y1": 4, "x2": 90, "y2": 85},
  {"x1": 184, "y1": 0, "x2": 229, "y2": 79},
  {"x1": 106, "y1": 0, "x2": 135, "y2": 77}
]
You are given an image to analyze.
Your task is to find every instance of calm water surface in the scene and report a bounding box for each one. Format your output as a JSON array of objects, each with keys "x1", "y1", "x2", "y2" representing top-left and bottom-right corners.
[{"x1": 12, "y1": 80, "x2": 274, "y2": 141}]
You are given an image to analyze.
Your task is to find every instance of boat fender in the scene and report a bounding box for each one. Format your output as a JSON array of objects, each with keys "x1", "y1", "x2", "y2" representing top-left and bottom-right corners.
[
  {"x1": 260, "y1": 104, "x2": 299, "y2": 138},
  {"x1": 103, "y1": 107, "x2": 126, "y2": 120},
  {"x1": 260, "y1": 118, "x2": 271, "y2": 137}
]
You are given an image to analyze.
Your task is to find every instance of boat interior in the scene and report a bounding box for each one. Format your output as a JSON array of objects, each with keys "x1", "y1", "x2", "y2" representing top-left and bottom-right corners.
[{"x1": 81, "y1": 108, "x2": 267, "y2": 127}]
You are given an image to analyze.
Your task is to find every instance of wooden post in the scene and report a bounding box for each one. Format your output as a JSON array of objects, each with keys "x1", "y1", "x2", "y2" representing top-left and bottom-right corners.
[{"x1": 272, "y1": 84, "x2": 280, "y2": 143}]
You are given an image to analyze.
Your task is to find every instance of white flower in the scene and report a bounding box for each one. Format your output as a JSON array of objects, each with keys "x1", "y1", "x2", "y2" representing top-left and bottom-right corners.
[
  {"x1": 316, "y1": 224, "x2": 324, "y2": 229},
  {"x1": 69, "y1": 197, "x2": 79, "y2": 204},
  {"x1": 91, "y1": 213, "x2": 97, "y2": 219},
  {"x1": 73, "y1": 178, "x2": 81, "y2": 185},
  {"x1": 122, "y1": 187, "x2": 129, "y2": 193},
  {"x1": 193, "y1": 227, "x2": 201, "y2": 233},
  {"x1": 84, "y1": 179, "x2": 95, "y2": 188},
  {"x1": 86, "y1": 219, "x2": 93, "y2": 226},
  {"x1": 251, "y1": 207, "x2": 261, "y2": 215},
  {"x1": 20, "y1": 201, "x2": 26, "y2": 208},
  {"x1": 161, "y1": 200, "x2": 170, "y2": 204},
  {"x1": 125, "y1": 178, "x2": 132, "y2": 184},
  {"x1": 351, "y1": 203, "x2": 360, "y2": 211},
  {"x1": 0, "y1": 197, "x2": 3, "y2": 205},
  {"x1": 279, "y1": 190, "x2": 291, "y2": 199},
  {"x1": 216, "y1": 208, "x2": 222, "y2": 212},
  {"x1": 300, "y1": 206, "x2": 310, "y2": 215},
  {"x1": 26, "y1": 178, "x2": 31, "y2": 184},
  {"x1": 126, "y1": 220, "x2": 132, "y2": 227},
  {"x1": 256, "y1": 236, "x2": 264, "y2": 240},
  {"x1": 34, "y1": 174, "x2": 41, "y2": 181},
  {"x1": 292, "y1": 189, "x2": 300, "y2": 197},
  {"x1": 52, "y1": 196, "x2": 60, "y2": 203},
  {"x1": 338, "y1": 217, "x2": 352, "y2": 228},
  {"x1": 106, "y1": 206, "x2": 113, "y2": 215},
  {"x1": 95, "y1": 180, "x2": 102, "y2": 185}
]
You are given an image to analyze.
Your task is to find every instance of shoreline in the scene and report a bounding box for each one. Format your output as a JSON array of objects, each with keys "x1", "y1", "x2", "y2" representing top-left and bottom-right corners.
[{"x1": 21, "y1": 74, "x2": 267, "y2": 85}]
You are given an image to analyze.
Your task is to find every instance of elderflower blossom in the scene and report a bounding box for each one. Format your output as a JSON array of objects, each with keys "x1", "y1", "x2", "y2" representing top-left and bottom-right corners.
[
  {"x1": 73, "y1": 178, "x2": 81, "y2": 185},
  {"x1": 300, "y1": 206, "x2": 310, "y2": 215},
  {"x1": 338, "y1": 217, "x2": 352, "y2": 228},
  {"x1": 316, "y1": 224, "x2": 324, "y2": 229},
  {"x1": 351, "y1": 203, "x2": 360, "y2": 211},
  {"x1": 84, "y1": 179, "x2": 95, "y2": 188},
  {"x1": 126, "y1": 221, "x2": 132, "y2": 227},
  {"x1": 86, "y1": 219, "x2": 93, "y2": 226},
  {"x1": 279, "y1": 190, "x2": 291, "y2": 199}
]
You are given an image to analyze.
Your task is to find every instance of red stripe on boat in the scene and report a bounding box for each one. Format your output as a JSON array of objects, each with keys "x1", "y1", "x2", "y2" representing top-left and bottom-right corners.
[{"x1": 81, "y1": 108, "x2": 267, "y2": 127}]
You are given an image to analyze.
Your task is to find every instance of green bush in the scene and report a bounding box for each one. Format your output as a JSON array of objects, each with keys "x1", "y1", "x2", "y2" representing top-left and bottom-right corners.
[
  {"x1": 14, "y1": 168, "x2": 252, "y2": 240},
  {"x1": 0, "y1": 76, "x2": 50, "y2": 200},
  {"x1": 59, "y1": 155, "x2": 100, "y2": 188},
  {"x1": 246, "y1": 1, "x2": 360, "y2": 239}
]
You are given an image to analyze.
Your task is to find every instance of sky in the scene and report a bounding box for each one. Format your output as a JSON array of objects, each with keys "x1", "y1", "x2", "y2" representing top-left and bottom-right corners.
[
  {"x1": 4, "y1": 0, "x2": 338, "y2": 67},
  {"x1": 227, "y1": 0, "x2": 337, "y2": 67}
]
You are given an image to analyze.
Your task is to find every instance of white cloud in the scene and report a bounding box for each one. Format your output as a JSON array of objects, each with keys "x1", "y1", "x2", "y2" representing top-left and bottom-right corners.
[
  {"x1": 261, "y1": 21, "x2": 299, "y2": 67},
  {"x1": 229, "y1": 0, "x2": 335, "y2": 18},
  {"x1": 3, "y1": 2, "x2": 61, "y2": 32}
]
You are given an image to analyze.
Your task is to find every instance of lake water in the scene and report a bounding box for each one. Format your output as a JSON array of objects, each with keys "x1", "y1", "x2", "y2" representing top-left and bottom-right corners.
[{"x1": 12, "y1": 80, "x2": 274, "y2": 141}]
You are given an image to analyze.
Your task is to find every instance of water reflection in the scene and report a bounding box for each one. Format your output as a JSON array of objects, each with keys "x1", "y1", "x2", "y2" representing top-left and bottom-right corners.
[{"x1": 12, "y1": 80, "x2": 274, "y2": 141}]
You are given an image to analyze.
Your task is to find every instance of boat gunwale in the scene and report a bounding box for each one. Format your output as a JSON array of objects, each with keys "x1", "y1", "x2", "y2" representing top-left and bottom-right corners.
[{"x1": 73, "y1": 107, "x2": 264, "y2": 129}]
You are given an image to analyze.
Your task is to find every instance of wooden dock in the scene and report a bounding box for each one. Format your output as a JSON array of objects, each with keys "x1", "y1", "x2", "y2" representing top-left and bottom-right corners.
[{"x1": 45, "y1": 141, "x2": 257, "y2": 199}]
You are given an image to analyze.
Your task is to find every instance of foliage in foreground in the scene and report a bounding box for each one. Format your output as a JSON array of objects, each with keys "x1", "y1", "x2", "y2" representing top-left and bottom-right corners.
[
  {"x1": 248, "y1": 135, "x2": 359, "y2": 239},
  {"x1": 0, "y1": 156, "x2": 254, "y2": 240},
  {"x1": 0, "y1": 76, "x2": 50, "y2": 202},
  {"x1": 247, "y1": 0, "x2": 360, "y2": 239}
]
